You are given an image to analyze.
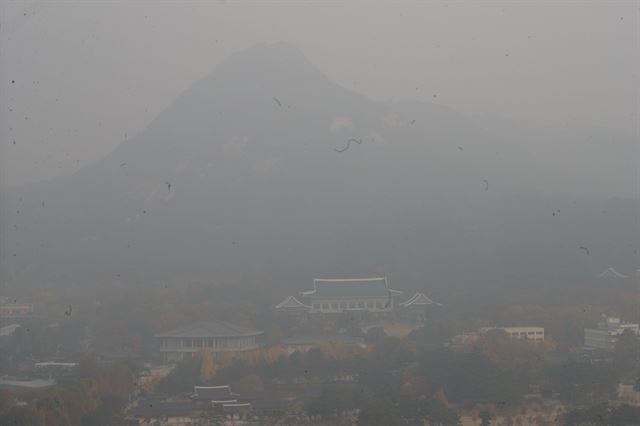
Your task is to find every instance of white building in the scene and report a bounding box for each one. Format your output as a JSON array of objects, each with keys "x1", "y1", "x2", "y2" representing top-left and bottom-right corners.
[
  {"x1": 156, "y1": 320, "x2": 262, "y2": 363},
  {"x1": 480, "y1": 326, "x2": 545, "y2": 342},
  {"x1": 584, "y1": 316, "x2": 639, "y2": 350}
]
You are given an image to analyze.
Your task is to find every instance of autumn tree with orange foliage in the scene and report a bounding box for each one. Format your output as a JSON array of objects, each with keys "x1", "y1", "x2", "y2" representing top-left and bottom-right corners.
[
  {"x1": 470, "y1": 333, "x2": 551, "y2": 379},
  {"x1": 200, "y1": 349, "x2": 217, "y2": 382}
]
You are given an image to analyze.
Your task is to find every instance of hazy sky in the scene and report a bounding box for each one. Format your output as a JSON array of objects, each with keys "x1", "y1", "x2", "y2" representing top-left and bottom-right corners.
[{"x1": 1, "y1": 1, "x2": 637, "y2": 187}]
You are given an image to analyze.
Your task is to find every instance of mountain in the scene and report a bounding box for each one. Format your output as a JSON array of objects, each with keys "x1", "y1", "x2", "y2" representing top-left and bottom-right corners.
[{"x1": 1, "y1": 43, "x2": 638, "y2": 297}]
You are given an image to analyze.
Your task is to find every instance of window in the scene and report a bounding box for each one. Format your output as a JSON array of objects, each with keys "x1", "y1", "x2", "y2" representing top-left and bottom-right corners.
[
  {"x1": 358, "y1": 302, "x2": 365, "y2": 309},
  {"x1": 331, "y1": 303, "x2": 338, "y2": 310},
  {"x1": 349, "y1": 302, "x2": 356, "y2": 309},
  {"x1": 340, "y1": 303, "x2": 347, "y2": 309},
  {"x1": 322, "y1": 303, "x2": 329, "y2": 310},
  {"x1": 366, "y1": 302, "x2": 373, "y2": 308}
]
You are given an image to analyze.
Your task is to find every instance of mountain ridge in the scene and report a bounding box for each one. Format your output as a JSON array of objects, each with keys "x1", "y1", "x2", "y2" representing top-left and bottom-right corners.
[{"x1": 1, "y1": 43, "x2": 637, "y2": 292}]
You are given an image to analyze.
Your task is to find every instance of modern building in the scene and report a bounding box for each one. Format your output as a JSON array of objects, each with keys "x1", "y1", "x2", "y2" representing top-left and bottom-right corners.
[
  {"x1": 0, "y1": 301, "x2": 34, "y2": 325},
  {"x1": 584, "y1": 316, "x2": 639, "y2": 350},
  {"x1": 156, "y1": 320, "x2": 262, "y2": 363},
  {"x1": 300, "y1": 277, "x2": 402, "y2": 314},
  {"x1": 479, "y1": 326, "x2": 545, "y2": 342}
]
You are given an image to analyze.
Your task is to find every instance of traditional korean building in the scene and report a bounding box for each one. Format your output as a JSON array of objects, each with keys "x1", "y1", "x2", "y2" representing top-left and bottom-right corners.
[
  {"x1": 274, "y1": 296, "x2": 311, "y2": 320},
  {"x1": 192, "y1": 385, "x2": 238, "y2": 402},
  {"x1": 301, "y1": 277, "x2": 402, "y2": 314},
  {"x1": 399, "y1": 293, "x2": 439, "y2": 322},
  {"x1": 598, "y1": 267, "x2": 628, "y2": 279},
  {"x1": 156, "y1": 320, "x2": 262, "y2": 363}
]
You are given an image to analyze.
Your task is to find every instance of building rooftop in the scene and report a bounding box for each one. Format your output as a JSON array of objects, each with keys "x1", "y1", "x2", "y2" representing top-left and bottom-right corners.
[
  {"x1": 302, "y1": 277, "x2": 401, "y2": 299},
  {"x1": 156, "y1": 320, "x2": 262, "y2": 339},
  {"x1": 0, "y1": 323, "x2": 21, "y2": 337},
  {"x1": 221, "y1": 402, "x2": 251, "y2": 414},
  {"x1": 275, "y1": 296, "x2": 311, "y2": 310},
  {"x1": 399, "y1": 293, "x2": 438, "y2": 307},
  {"x1": 192, "y1": 385, "x2": 238, "y2": 401},
  {"x1": 0, "y1": 378, "x2": 56, "y2": 390},
  {"x1": 599, "y1": 267, "x2": 628, "y2": 279}
]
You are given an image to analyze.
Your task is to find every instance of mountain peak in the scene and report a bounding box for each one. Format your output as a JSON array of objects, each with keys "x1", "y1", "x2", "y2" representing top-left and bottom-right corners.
[{"x1": 210, "y1": 42, "x2": 327, "y2": 87}]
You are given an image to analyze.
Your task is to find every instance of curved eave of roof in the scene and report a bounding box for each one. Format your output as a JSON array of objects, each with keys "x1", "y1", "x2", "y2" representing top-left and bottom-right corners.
[
  {"x1": 400, "y1": 293, "x2": 435, "y2": 307},
  {"x1": 598, "y1": 268, "x2": 628, "y2": 279},
  {"x1": 275, "y1": 296, "x2": 311, "y2": 309}
]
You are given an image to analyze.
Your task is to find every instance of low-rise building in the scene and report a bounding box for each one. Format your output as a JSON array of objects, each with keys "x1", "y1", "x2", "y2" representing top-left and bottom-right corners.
[
  {"x1": 398, "y1": 293, "x2": 440, "y2": 322},
  {"x1": 0, "y1": 377, "x2": 56, "y2": 393},
  {"x1": 274, "y1": 296, "x2": 311, "y2": 321},
  {"x1": 0, "y1": 301, "x2": 34, "y2": 324},
  {"x1": 301, "y1": 277, "x2": 402, "y2": 314},
  {"x1": 584, "y1": 316, "x2": 639, "y2": 350},
  {"x1": 503, "y1": 326, "x2": 545, "y2": 342},
  {"x1": 156, "y1": 320, "x2": 262, "y2": 363},
  {"x1": 451, "y1": 326, "x2": 546, "y2": 345},
  {"x1": 128, "y1": 385, "x2": 255, "y2": 425},
  {"x1": 34, "y1": 362, "x2": 78, "y2": 378}
]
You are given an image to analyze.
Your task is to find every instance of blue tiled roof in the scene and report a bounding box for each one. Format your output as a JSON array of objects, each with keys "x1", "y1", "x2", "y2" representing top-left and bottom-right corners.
[{"x1": 302, "y1": 277, "x2": 401, "y2": 298}]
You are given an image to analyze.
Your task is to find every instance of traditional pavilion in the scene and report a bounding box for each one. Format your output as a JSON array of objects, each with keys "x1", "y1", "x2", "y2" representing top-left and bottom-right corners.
[
  {"x1": 156, "y1": 320, "x2": 262, "y2": 363},
  {"x1": 274, "y1": 296, "x2": 311, "y2": 316},
  {"x1": 399, "y1": 293, "x2": 440, "y2": 322},
  {"x1": 300, "y1": 277, "x2": 402, "y2": 313},
  {"x1": 598, "y1": 267, "x2": 628, "y2": 279}
]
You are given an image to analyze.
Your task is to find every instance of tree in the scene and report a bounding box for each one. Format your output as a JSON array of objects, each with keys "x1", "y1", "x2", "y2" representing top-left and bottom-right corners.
[
  {"x1": 547, "y1": 360, "x2": 617, "y2": 405},
  {"x1": 80, "y1": 396, "x2": 126, "y2": 426},
  {"x1": 357, "y1": 398, "x2": 400, "y2": 426},
  {"x1": 200, "y1": 350, "x2": 217, "y2": 382},
  {"x1": 613, "y1": 329, "x2": 639, "y2": 379},
  {"x1": 307, "y1": 386, "x2": 366, "y2": 420},
  {"x1": 564, "y1": 403, "x2": 640, "y2": 426},
  {"x1": 0, "y1": 405, "x2": 42, "y2": 426},
  {"x1": 417, "y1": 349, "x2": 523, "y2": 403},
  {"x1": 479, "y1": 410, "x2": 492, "y2": 426},
  {"x1": 232, "y1": 374, "x2": 264, "y2": 393},
  {"x1": 156, "y1": 355, "x2": 202, "y2": 394},
  {"x1": 77, "y1": 355, "x2": 99, "y2": 379},
  {"x1": 424, "y1": 397, "x2": 460, "y2": 426}
]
